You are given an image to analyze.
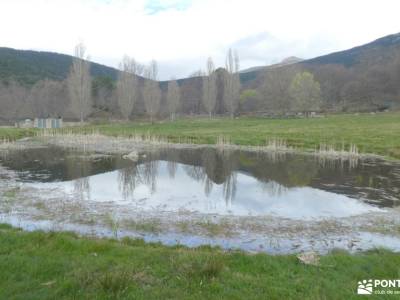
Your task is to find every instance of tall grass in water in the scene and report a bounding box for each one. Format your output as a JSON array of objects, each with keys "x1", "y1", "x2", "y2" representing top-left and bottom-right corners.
[
  {"x1": 0, "y1": 138, "x2": 11, "y2": 148},
  {"x1": 316, "y1": 143, "x2": 360, "y2": 169},
  {"x1": 265, "y1": 138, "x2": 291, "y2": 151},
  {"x1": 0, "y1": 138, "x2": 26, "y2": 150},
  {"x1": 317, "y1": 143, "x2": 359, "y2": 157},
  {"x1": 36, "y1": 128, "x2": 171, "y2": 152},
  {"x1": 216, "y1": 135, "x2": 231, "y2": 151}
]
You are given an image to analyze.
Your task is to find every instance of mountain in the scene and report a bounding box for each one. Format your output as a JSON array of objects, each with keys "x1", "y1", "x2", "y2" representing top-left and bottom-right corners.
[
  {"x1": 0, "y1": 32, "x2": 399, "y2": 122},
  {"x1": 0, "y1": 47, "x2": 118, "y2": 85},
  {"x1": 1, "y1": 32, "x2": 399, "y2": 86},
  {"x1": 240, "y1": 56, "x2": 303, "y2": 74},
  {"x1": 239, "y1": 33, "x2": 400, "y2": 82},
  {"x1": 305, "y1": 33, "x2": 400, "y2": 66}
]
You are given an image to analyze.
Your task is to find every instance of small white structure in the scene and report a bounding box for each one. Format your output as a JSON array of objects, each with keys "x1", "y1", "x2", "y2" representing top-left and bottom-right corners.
[
  {"x1": 15, "y1": 117, "x2": 63, "y2": 128},
  {"x1": 15, "y1": 119, "x2": 33, "y2": 128},
  {"x1": 34, "y1": 117, "x2": 63, "y2": 129}
]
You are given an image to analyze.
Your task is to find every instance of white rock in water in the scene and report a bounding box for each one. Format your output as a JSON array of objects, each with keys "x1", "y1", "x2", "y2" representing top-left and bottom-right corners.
[{"x1": 122, "y1": 151, "x2": 139, "y2": 161}]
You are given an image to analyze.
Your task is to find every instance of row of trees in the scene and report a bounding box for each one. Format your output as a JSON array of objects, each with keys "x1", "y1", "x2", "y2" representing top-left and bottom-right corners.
[
  {"x1": 5, "y1": 42, "x2": 396, "y2": 123},
  {"x1": 253, "y1": 49, "x2": 400, "y2": 114},
  {"x1": 201, "y1": 50, "x2": 241, "y2": 118},
  {"x1": 0, "y1": 79, "x2": 68, "y2": 123},
  {"x1": 66, "y1": 42, "x2": 243, "y2": 122},
  {"x1": 240, "y1": 68, "x2": 322, "y2": 115},
  {"x1": 65, "y1": 42, "x2": 400, "y2": 121}
]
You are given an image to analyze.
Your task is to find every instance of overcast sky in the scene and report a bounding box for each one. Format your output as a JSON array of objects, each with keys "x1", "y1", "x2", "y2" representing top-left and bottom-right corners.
[{"x1": 0, "y1": 0, "x2": 399, "y2": 79}]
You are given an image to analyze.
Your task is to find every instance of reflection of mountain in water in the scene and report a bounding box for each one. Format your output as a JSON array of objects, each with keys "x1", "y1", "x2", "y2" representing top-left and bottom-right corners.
[{"x1": 1, "y1": 146, "x2": 400, "y2": 207}]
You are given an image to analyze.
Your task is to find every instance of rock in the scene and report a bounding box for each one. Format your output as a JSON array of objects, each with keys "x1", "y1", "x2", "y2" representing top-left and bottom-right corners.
[
  {"x1": 122, "y1": 151, "x2": 139, "y2": 161},
  {"x1": 297, "y1": 251, "x2": 320, "y2": 266}
]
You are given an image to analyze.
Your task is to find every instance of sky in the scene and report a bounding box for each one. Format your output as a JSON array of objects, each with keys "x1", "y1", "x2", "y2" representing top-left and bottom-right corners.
[{"x1": 0, "y1": 0, "x2": 399, "y2": 80}]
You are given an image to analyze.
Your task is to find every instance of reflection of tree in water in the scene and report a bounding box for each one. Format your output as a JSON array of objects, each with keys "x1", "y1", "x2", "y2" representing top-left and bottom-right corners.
[
  {"x1": 74, "y1": 177, "x2": 90, "y2": 200},
  {"x1": 118, "y1": 164, "x2": 140, "y2": 200},
  {"x1": 183, "y1": 165, "x2": 205, "y2": 181},
  {"x1": 71, "y1": 158, "x2": 92, "y2": 200},
  {"x1": 217, "y1": 149, "x2": 238, "y2": 204},
  {"x1": 201, "y1": 148, "x2": 216, "y2": 197},
  {"x1": 201, "y1": 148, "x2": 238, "y2": 203},
  {"x1": 258, "y1": 180, "x2": 288, "y2": 197},
  {"x1": 166, "y1": 151, "x2": 180, "y2": 178},
  {"x1": 223, "y1": 172, "x2": 237, "y2": 204},
  {"x1": 286, "y1": 157, "x2": 319, "y2": 187},
  {"x1": 246, "y1": 153, "x2": 319, "y2": 188},
  {"x1": 117, "y1": 157, "x2": 160, "y2": 199},
  {"x1": 141, "y1": 160, "x2": 159, "y2": 194}
]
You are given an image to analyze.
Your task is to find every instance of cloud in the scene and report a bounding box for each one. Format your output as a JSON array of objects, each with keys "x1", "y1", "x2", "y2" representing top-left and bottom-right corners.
[
  {"x1": 0, "y1": 0, "x2": 399, "y2": 79},
  {"x1": 231, "y1": 32, "x2": 342, "y2": 69},
  {"x1": 144, "y1": 0, "x2": 192, "y2": 14}
]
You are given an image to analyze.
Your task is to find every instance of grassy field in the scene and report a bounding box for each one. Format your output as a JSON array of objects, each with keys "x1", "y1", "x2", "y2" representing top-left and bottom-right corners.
[
  {"x1": 1, "y1": 112, "x2": 399, "y2": 158},
  {"x1": 0, "y1": 224, "x2": 397, "y2": 299},
  {"x1": 0, "y1": 127, "x2": 36, "y2": 141},
  {"x1": 85, "y1": 112, "x2": 400, "y2": 159}
]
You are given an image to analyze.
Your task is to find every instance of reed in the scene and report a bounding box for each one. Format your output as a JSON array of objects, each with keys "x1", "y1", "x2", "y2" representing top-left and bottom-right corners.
[
  {"x1": 216, "y1": 135, "x2": 232, "y2": 150},
  {"x1": 265, "y1": 138, "x2": 290, "y2": 151},
  {"x1": 316, "y1": 143, "x2": 360, "y2": 169},
  {"x1": 316, "y1": 143, "x2": 359, "y2": 158}
]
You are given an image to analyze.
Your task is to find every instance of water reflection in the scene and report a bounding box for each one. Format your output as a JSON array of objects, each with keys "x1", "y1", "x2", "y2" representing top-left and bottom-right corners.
[
  {"x1": 32, "y1": 162, "x2": 381, "y2": 219},
  {"x1": 2, "y1": 146, "x2": 400, "y2": 209}
]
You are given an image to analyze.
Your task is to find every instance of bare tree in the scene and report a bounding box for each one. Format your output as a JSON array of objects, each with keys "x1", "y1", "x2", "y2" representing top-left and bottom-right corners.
[
  {"x1": 223, "y1": 49, "x2": 241, "y2": 118},
  {"x1": 92, "y1": 77, "x2": 116, "y2": 113},
  {"x1": 67, "y1": 42, "x2": 92, "y2": 123},
  {"x1": 28, "y1": 79, "x2": 64, "y2": 117},
  {"x1": 289, "y1": 71, "x2": 321, "y2": 115},
  {"x1": 202, "y1": 57, "x2": 217, "y2": 118},
  {"x1": 116, "y1": 55, "x2": 143, "y2": 120},
  {"x1": 166, "y1": 79, "x2": 180, "y2": 121},
  {"x1": 0, "y1": 81, "x2": 29, "y2": 123},
  {"x1": 143, "y1": 60, "x2": 161, "y2": 123}
]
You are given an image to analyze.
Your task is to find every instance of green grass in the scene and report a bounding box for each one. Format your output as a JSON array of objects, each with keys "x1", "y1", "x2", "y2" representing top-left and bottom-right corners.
[
  {"x1": 0, "y1": 224, "x2": 399, "y2": 299},
  {"x1": 0, "y1": 127, "x2": 36, "y2": 141},
  {"x1": 2, "y1": 112, "x2": 400, "y2": 158},
  {"x1": 83, "y1": 112, "x2": 400, "y2": 159}
]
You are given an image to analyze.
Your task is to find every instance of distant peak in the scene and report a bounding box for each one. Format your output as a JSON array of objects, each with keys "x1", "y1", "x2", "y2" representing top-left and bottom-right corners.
[{"x1": 280, "y1": 56, "x2": 303, "y2": 64}]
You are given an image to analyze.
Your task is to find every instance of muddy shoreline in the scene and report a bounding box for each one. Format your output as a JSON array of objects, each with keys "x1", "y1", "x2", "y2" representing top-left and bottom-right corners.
[{"x1": 2, "y1": 134, "x2": 385, "y2": 161}]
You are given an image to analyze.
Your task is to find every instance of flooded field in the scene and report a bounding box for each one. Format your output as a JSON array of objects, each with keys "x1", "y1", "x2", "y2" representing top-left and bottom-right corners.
[{"x1": 1, "y1": 144, "x2": 400, "y2": 254}]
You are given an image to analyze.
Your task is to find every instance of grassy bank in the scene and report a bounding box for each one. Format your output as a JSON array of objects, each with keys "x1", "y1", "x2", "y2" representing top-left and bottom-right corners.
[
  {"x1": 0, "y1": 224, "x2": 398, "y2": 299},
  {"x1": 0, "y1": 127, "x2": 36, "y2": 141},
  {"x1": 85, "y1": 112, "x2": 400, "y2": 159},
  {"x1": 2, "y1": 113, "x2": 400, "y2": 159}
]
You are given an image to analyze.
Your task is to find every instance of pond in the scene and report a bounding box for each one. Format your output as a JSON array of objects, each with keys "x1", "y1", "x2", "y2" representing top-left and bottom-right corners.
[{"x1": 1, "y1": 146, "x2": 400, "y2": 254}]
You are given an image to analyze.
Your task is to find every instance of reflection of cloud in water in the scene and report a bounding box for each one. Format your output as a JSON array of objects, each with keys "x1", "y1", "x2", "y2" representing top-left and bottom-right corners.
[{"x1": 32, "y1": 161, "x2": 381, "y2": 220}]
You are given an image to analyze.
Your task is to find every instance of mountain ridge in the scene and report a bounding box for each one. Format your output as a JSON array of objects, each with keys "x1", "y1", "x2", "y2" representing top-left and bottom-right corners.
[
  {"x1": 0, "y1": 47, "x2": 118, "y2": 85},
  {"x1": 1, "y1": 32, "x2": 400, "y2": 86}
]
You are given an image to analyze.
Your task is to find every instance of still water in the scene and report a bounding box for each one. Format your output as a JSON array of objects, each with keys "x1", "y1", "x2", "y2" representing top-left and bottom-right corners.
[{"x1": 1, "y1": 146, "x2": 400, "y2": 253}]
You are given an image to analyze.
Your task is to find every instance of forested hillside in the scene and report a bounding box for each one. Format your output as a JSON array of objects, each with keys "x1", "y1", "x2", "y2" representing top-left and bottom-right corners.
[
  {"x1": 0, "y1": 47, "x2": 117, "y2": 85},
  {"x1": 0, "y1": 33, "x2": 399, "y2": 123}
]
